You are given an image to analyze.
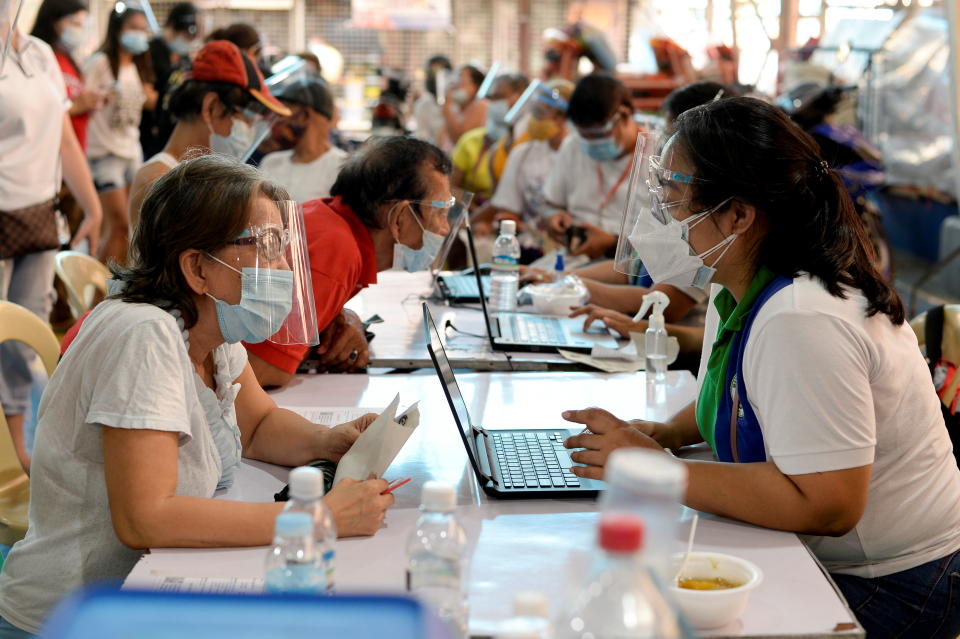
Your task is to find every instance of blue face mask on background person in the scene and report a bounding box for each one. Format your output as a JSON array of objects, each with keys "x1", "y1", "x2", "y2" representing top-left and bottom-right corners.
[
  {"x1": 205, "y1": 255, "x2": 294, "y2": 344},
  {"x1": 60, "y1": 25, "x2": 86, "y2": 51},
  {"x1": 120, "y1": 30, "x2": 149, "y2": 55},
  {"x1": 486, "y1": 99, "x2": 510, "y2": 142},
  {"x1": 391, "y1": 205, "x2": 445, "y2": 272},
  {"x1": 581, "y1": 135, "x2": 622, "y2": 162},
  {"x1": 169, "y1": 35, "x2": 192, "y2": 57},
  {"x1": 210, "y1": 117, "x2": 255, "y2": 159}
]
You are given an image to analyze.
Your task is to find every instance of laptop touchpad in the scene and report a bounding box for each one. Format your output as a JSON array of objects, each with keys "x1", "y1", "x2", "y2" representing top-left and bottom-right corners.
[{"x1": 555, "y1": 449, "x2": 576, "y2": 470}]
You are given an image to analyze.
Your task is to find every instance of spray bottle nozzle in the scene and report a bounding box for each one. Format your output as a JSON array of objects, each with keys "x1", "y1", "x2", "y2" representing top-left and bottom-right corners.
[{"x1": 633, "y1": 290, "x2": 670, "y2": 329}]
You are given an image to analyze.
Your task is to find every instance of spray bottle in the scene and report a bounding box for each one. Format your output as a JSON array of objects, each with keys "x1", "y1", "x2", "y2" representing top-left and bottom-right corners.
[{"x1": 634, "y1": 291, "x2": 670, "y2": 382}]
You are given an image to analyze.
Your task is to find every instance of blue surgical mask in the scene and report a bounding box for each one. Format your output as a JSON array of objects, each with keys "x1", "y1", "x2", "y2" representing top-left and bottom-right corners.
[
  {"x1": 210, "y1": 117, "x2": 255, "y2": 159},
  {"x1": 120, "y1": 30, "x2": 149, "y2": 55},
  {"x1": 391, "y1": 205, "x2": 445, "y2": 272},
  {"x1": 168, "y1": 35, "x2": 192, "y2": 57},
  {"x1": 60, "y1": 25, "x2": 86, "y2": 51},
  {"x1": 486, "y1": 99, "x2": 510, "y2": 142},
  {"x1": 205, "y1": 255, "x2": 294, "y2": 344},
  {"x1": 581, "y1": 135, "x2": 622, "y2": 162}
]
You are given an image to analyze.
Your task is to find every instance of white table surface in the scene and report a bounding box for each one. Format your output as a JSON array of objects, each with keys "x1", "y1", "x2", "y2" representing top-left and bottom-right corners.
[
  {"x1": 125, "y1": 372, "x2": 862, "y2": 638},
  {"x1": 344, "y1": 271, "x2": 625, "y2": 371}
]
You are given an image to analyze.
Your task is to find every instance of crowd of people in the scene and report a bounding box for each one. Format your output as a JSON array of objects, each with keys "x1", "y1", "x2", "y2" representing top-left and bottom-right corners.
[{"x1": 1, "y1": 0, "x2": 959, "y2": 637}]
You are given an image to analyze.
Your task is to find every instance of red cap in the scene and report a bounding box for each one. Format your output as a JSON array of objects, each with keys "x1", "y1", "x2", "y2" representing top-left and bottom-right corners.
[
  {"x1": 598, "y1": 514, "x2": 644, "y2": 554},
  {"x1": 190, "y1": 41, "x2": 291, "y2": 117}
]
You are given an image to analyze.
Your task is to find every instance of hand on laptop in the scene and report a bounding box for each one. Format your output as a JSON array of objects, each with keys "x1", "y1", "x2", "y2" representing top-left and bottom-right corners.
[
  {"x1": 561, "y1": 407, "x2": 666, "y2": 480},
  {"x1": 569, "y1": 305, "x2": 646, "y2": 338}
]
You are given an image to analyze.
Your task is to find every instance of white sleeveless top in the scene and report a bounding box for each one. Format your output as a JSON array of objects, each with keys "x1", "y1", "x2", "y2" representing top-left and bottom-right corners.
[{"x1": 146, "y1": 151, "x2": 179, "y2": 170}]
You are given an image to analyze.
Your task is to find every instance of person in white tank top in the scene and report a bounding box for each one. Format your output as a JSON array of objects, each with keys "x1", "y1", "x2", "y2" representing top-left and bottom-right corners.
[{"x1": 127, "y1": 40, "x2": 290, "y2": 227}]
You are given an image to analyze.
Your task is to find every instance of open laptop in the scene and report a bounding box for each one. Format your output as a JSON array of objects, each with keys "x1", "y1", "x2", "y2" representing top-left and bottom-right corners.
[
  {"x1": 424, "y1": 304, "x2": 604, "y2": 498},
  {"x1": 462, "y1": 226, "x2": 619, "y2": 354},
  {"x1": 429, "y1": 193, "x2": 490, "y2": 303}
]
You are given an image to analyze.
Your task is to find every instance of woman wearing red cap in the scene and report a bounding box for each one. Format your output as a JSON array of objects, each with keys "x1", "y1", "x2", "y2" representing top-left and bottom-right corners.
[{"x1": 128, "y1": 40, "x2": 290, "y2": 228}]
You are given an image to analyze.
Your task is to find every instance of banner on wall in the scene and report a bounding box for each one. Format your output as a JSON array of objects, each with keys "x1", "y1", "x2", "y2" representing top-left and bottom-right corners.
[{"x1": 350, "y1": 0, "x2": 451, "y2": 31}]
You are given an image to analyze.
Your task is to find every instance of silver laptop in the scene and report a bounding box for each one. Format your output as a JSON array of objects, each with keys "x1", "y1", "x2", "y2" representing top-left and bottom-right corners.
[
  {"x1": 462, "y1": 227, "x2": 619, "y2": 354},
  {"x1": 423, "y1": 304, "x2": 604, "y2": 497}
]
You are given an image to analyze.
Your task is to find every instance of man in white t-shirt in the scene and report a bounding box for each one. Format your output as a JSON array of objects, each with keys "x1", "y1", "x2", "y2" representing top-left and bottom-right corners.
[
  {"x1": 542, "y1": 73, "x2": 644, "y2": 259},
  {"x1": 259, "y1": 78, "x2": 347, "y2": 203}
]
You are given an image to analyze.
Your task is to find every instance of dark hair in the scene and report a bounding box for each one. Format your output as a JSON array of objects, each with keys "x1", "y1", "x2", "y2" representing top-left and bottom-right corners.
[
  {"x1": 167, "y1": 80, "x2": 255, "y2": 122},
  {"x1": 330, "y1": 136, "x2": 452, "y2": 229},
  {"x1": 662, "y1": 81, "x2": 736, "y2": 123},
  {"x1": 671, "y1": 97, "x2": 904, "y2": 323},
  {"x1": 493, "y1": 72, "x2": 528, "y2": 96},
  {"x1": 425, "y1": 55, "x2": 452, "y2": 97},
  {"x1": 30, "y1": 0, "x2": 86, "y2": 74},
  {"x1": 458, "y1": 64, "x2": 485, "y2": 90},
  {"x1": 208, "y1": 23, "x2": 260, "y2": 51},
  {"x1": 165, "y1": 1, "x2": 197, "y2": 33},
  {"x1": 113, "y1": 154, "x2": 289, "y2": 329},
  {"x1": 568, "y1": 72, "x2": 632, "y2": 128},
  {"x1": 100, "y1": 5, "x2": 155, "y2": 83}
]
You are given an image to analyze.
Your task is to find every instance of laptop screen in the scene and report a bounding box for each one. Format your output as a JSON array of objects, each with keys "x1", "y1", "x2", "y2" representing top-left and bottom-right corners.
[
  {"x1": 423, "y1": 304, "x2": 484, "y2": 473},
  {"x1": 464, "y1": 225, "x2": 497, "y2": 345}
]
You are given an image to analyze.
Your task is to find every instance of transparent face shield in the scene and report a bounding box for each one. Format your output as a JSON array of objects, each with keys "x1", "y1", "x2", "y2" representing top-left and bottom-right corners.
[
  {"x1": 208, "y1": 200, "x2": 318, "y2": 346},
  {"x1": 0, "y1": 0, "x2": 25, "y2": 77},
  {"x1": 240, "y1": 57, "x2": 308, "y2": 163},
  {"x1": 503, "y1": 79, "x2": 543, "y2": 127},
  {"x1": 430, "y1": 189, "x2": 474, "y2": 272},
  {"x1": 475, "y1": 61, "x2": 500, "y2": 100}
]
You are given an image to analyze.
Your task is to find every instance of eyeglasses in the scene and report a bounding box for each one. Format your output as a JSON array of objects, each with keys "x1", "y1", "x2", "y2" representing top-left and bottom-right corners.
[
  {"x1": 227, "y1": 223, "x2": 289, "y2": 261},
  {"x1": 389, "y1": 197, "x2": 457, "y2": 218},
  {"x1": 575, "y1": 111, "x2": 622, "y2": 140}
]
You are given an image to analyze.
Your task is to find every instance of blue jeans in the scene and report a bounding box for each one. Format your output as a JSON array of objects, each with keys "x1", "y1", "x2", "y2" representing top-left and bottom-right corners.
[
  {"x1": 832, "y1": 548, "x2": 960, "y2": 638},
  {"x1": 0, "y1": 616, "x2": 33, "y2": 638},
  {"x1": 0, "y1": 250, "x2": 57, "y2": 415}
]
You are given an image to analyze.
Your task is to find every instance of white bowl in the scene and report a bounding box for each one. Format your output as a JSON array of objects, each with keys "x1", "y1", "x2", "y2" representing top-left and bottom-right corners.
[
  {"x1": 668, "y1": 551, "x2": 763, "y2": 630},
  {"x1": 528, "y1": 288, "x2": 585, "y2": 316}
]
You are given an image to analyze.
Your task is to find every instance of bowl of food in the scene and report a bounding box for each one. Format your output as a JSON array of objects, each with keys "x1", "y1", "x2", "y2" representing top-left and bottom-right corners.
[
  {"x1": 669, "y1": 551, "x2": 763, "y2": 630},
  {"x1": 527, "y1": 276, "x2": 588, "y2": 316}
]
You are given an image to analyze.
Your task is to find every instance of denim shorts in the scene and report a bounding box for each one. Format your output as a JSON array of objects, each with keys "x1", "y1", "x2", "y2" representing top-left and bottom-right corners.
[
  {"x1": 0, "y1": 616, "x2": 33, "y2": 638},
  {"x1": 89, "y1": 153, "x2": 140, "y2": 193},
  {"x1": 832, "y1": 547, "x2": 960, "y2": 638}
]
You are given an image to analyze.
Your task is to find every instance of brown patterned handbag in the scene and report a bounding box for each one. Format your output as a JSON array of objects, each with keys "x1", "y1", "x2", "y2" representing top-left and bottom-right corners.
[{"x1": 0, "y1": 199, "x2": 60, "y2": 259}]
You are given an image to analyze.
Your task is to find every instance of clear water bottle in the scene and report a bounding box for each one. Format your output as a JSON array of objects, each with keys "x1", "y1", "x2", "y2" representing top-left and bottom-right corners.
[
  {"x1": 560, "y1": 515, "x2": 683, "y2": 639},
  {"x1": 264, "y1": 512, "x2": 326, "y2": 595},
  {"x1": 406, "y1": 481, "x2": 469, "y2": 638},
  {"x1": 283, "y1": 466, "x2": 336, "y2": 593},
  {"x1": 490, "y1": 219, "x2": 521, "y2": 312},
  {"x1": 497, "y1": 591, "x2": 552, "y2": 639}
]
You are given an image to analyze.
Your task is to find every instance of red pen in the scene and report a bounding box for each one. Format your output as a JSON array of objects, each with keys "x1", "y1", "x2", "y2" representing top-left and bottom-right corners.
[{"x1": 382, "y1": 477, "x2": 412, "y2": 495}]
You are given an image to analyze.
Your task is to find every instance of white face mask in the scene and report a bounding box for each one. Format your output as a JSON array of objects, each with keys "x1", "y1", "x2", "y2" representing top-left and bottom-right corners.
[
  {"x1": 209, "y1": 117, "x2": 255, "y2": 159},
  {"x1": 629, "y1": 201, "x2": 736, "y2": 289},
  {"x1": 390, "y1": 204, "x2": 445, "y2": 272}
]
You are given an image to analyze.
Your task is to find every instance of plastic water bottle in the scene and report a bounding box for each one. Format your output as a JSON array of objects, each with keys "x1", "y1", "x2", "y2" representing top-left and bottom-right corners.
[
  {"x1": 600, "y1": 449, "x2": 687, "y2": 584},
  {"x1": 406, "y1": 481, "x2": 469, "y2": 638},
  {"x1": 283, "y1": 466, "x2": 336, "y2": 593},
  {"x1": 496, "y1": 591, "x2": 552, "y2": 639},
  {"x1": 490, "y1": 219, "x2": 521, "y2": 312},
  {"x1": 560, "y1": 515, "x2": 683, "y2": 639},
  {"x1": 264, "y1": 512, "x2": 326, "y2": 595}
]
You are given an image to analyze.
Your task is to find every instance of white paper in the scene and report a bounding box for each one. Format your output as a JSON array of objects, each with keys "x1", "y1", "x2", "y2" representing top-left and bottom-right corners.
[
  {"x1": 557, "y1": 349, "x2": 647, "y2": 373},
  {"x1": 333, "y1": 394, "x2": 420, "y2": 485},
  {"x1": 559, "y1": 335, "x2": 680, "y2": 373},
  {"x1": 285, "y1": 406, "x2": 378, "y2": 425},
  {"x1": 149, "y1": 576, "x2": 264, "y2": 594}
]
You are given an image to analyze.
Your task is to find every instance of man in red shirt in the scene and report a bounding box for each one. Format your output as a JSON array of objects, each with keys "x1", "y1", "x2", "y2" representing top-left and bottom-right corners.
[{"x1": 245, "y1": 136, "x2": 454, "y2": 387}]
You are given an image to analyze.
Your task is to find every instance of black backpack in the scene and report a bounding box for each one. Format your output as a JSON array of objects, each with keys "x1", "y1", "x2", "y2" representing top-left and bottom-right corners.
[{"x1": 924, "y1": 305, "x2": 960, "y2": 468}]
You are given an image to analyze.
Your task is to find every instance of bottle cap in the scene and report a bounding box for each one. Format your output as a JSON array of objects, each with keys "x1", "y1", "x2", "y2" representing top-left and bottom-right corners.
[
  {"x1": 603, "y1": 448, "x2": 687, "y2": 497},
  {"x1": 275, "y1": 511, "x2": 313, "y2": 537},
  {"x1": 289, "y1": 466, "x2": 325, "y2": 500},
  {"x1": 420, "y1": 480, "x2": 456, "y2": 512},
  {"x1": 598, "y1": 514, "x2": 644, "y2": 554},
  {"x1": 513, "y1": 591, "x2": 549, "y2": 618},
  {"x1": 553, "y1": 252, "x2": 565, "y2": 273},
  {"x1": 500, "y1": 219, "x2": 517, "y2": 235}
]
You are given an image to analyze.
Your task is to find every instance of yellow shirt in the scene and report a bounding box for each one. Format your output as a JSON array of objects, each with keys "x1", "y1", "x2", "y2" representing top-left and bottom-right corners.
[{"x1": 452, "y1": 127, "x2": 531, "y2": 202}]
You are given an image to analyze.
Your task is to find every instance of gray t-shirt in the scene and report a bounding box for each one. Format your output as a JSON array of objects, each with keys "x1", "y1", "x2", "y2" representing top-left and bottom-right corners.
[{"x1": 0, "y1": 300, "x2": 247, "y2": 632}]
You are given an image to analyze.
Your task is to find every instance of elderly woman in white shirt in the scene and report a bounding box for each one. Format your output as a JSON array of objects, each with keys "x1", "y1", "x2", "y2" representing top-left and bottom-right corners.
[
  {"x1": 0, "y1": 155, "x2": 393, "y2": 637},
  {"x1": 0, "y1": 4, "x2": 101, "y2": 474}
]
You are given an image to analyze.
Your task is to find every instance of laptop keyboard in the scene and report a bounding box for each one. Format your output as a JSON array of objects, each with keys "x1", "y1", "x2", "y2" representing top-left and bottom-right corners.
[
  {"x1": 505, "y1": 315, "x2": 565, "y2": 345},
  {"x1": 492, "y1": 431, "x2": 581, "y2": 489}
]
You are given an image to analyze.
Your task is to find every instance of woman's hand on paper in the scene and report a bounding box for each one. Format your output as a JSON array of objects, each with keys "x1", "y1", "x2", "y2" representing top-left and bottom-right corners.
[
  {"x1": 319, "y1": 413, "x2": 377, "y2": 463},
  {"x1": 324, "y1": 477, "x2": 395, "y2": 537},
  {"x1": 562, "y1": 407, "x2": 666, "y2": 480}
]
